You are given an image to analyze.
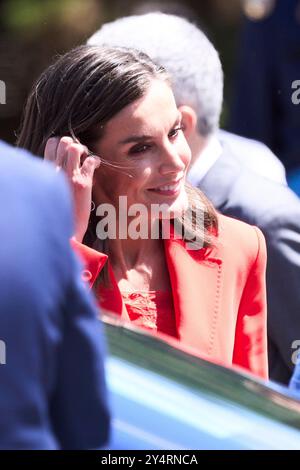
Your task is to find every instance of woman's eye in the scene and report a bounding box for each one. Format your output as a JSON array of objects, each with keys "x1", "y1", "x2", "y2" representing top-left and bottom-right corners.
[
  {"x1": 129, "y1": 144, "x2": 151, "y2": 155},
  {"x1": 169, "y1": 126, "x2": 183, "y2": 139}
]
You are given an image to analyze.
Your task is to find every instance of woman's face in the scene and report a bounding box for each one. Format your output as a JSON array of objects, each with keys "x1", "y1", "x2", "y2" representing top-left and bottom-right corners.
[{"x1": 93, "y1": 79, "x2": 191, "y2": 220}]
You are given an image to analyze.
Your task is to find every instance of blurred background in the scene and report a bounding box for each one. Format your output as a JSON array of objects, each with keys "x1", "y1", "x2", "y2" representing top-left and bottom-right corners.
[
  {"x1": 1, "y1": 0, "x2": 300, "y2": 175},
  {"x1": 0, "y1": 0, "x2": 242, "y2": 143}
]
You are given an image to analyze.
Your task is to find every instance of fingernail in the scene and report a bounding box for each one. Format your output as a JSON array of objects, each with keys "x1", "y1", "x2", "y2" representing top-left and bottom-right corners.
[{"x1": 94, "y1": 156, "x2": 101, "y2": 167}]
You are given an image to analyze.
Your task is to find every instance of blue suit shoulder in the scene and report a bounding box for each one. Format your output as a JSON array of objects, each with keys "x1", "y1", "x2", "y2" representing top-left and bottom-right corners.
[
  {"x1": 0, "y1": 140, "x2": 71, "y2": 218},
  {"x1": 226, "y1": 165, "x2": 300, "y2": 231},
  {"x1": 0, "y1": 141, "x2": 110, "y2": 449}
]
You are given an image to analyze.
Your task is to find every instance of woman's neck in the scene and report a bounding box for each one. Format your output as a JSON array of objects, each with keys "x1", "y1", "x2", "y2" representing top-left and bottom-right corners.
[
  {"x1": 109, "y1": 232, "x2": 173, "y2": 292},
  {"x1": 108, "y1": 231, "x2": 163, "y2": 275}
]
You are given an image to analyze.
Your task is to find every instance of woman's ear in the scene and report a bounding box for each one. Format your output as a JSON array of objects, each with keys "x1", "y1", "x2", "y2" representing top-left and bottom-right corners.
[{"x1": 178, "y1": 105, "x2": 198, "y2": 137}]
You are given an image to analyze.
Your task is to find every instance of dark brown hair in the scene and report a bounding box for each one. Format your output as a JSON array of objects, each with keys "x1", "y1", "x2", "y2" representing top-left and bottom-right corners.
[
  {"x1": 17, "y1": 45, "x2": 170, "y2": 155},
  {"x1": 17, "y1": 45, "x2": 218, "y2": 284}
]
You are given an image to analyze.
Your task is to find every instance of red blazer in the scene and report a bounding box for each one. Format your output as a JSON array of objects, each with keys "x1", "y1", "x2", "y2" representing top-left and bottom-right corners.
[{"x1": 72, "y1": 214, "x2": 268, "y2": 380}]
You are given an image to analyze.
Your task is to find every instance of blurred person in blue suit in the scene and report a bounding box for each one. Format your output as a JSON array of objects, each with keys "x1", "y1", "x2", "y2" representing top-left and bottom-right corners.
[
  {"x1": 230, "y1": 0, "x2": 300, "y2": 178},
  {"x1": 0, "y1": 140, "x2": 110, "y2": 449},
  {"x1": 88, "y1": 12, "x2": 300, "y2": 385}
]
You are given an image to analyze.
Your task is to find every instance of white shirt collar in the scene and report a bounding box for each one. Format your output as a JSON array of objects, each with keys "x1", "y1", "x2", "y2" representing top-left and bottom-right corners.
[{"x1": 187, "y1": 134, "x2": 222, "y2": 186}]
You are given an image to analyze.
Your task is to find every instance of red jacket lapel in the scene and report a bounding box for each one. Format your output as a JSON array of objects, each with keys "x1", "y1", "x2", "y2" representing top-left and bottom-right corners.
[
  {"x1": 72, "y1": 233, "x2": 224, "y2": 357},
  {"x1": 164, "y1": 227, "x2": 223, "y2": 357}
]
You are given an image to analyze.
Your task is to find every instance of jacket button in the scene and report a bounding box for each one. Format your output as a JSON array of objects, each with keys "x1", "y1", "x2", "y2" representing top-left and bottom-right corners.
[{"x1": 81, "y1": 270, "x2": 92, "y2": 282}]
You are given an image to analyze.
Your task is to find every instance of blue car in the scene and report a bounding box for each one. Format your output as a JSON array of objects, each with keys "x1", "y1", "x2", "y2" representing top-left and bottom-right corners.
[{"x1": 103, "y1": 315, "x2": 300, "y2": 450}]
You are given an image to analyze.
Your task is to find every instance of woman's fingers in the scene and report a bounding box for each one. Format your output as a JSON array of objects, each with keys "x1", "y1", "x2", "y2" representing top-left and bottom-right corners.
[
  {"x1": 44, "y1": 137, "x2": 101, "y2": 244},
  {"x1": 44, "y1": 136, "x2": 73, "y2": 170},
  {"x1": 44, "y1": 136, "x2": 99, "y2": 182},
  {"x1": 65, "y1": 143, "x2": 83, "y2": 178},
  {"x1": 56, "y1": 136, "x2": 75, "y2": 169},
  {"x1": 44, "y1": 137, "x2": 60, "y2": 163},
  {"x1": 81, "y1": 155, "x2": 101, "y2": 179}
]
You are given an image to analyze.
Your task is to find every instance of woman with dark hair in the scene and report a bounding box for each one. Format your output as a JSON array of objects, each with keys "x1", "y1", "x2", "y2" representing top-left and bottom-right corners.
[{"x1": 17, "y1": 45, "x2": 268, "y2": 379}]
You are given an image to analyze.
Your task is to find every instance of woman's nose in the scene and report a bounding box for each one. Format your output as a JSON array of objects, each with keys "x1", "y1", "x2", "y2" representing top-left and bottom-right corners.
[{"x1": 159, "y1": 142, "x2": 187, "y2": 175}]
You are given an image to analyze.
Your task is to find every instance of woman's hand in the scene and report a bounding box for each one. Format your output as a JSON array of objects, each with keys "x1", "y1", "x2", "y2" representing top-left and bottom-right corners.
[{"x1": 44, "y1": 136, "x2": 100, "y2": 243}]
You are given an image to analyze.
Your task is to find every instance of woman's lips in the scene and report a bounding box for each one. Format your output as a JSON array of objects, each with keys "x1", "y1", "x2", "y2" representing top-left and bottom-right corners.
[{"x1": 147, "y1": 179, "x2": 182, "y2": 196}]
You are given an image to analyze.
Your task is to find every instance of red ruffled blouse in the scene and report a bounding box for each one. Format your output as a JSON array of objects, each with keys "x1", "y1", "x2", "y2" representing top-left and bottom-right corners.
[{"x1": 99, "y1": 286, "x2": 178, "y2": 338}]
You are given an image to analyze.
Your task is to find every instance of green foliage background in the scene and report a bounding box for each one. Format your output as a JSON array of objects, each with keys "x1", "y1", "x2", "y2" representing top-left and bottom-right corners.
[{"x1": 0, "y1": 0, "x2": 242, "y2": 144}]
